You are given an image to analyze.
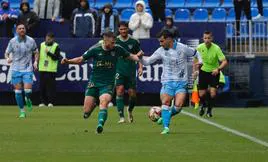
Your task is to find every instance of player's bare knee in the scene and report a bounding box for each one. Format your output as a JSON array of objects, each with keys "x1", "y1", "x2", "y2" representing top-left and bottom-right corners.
[
  {"x1": 129, "y1": 92, "x2": 136, "y2": 98},
  {"x1": 161, "y1": 100, "x2": 171, "y2": 106},
  {"x1": 99, "y1": 99, "x2": 110, "y2": 108},
  {"x1": 116, "y1": 86, "x2": 124, "y2": 95},
  {"x1": 116, "y1": 91, "x2": 124, "y2": 96},
  {"x1": 14, "y1": 84, "x2": 22, "y2": 90},
  {"x1": 175, "y1": 102, "x2": 183, "y2": 108}
]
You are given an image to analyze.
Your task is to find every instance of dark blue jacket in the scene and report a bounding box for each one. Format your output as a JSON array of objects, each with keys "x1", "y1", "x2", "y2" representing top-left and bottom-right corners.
[{"x1": 71, "y1": 1, "x2": 97, "y2": 38}]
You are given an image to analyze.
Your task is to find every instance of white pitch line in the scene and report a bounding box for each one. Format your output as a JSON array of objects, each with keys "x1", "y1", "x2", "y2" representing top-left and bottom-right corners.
[{"x1": 181, "y1": 110, "x2": 268, "y2": 148}]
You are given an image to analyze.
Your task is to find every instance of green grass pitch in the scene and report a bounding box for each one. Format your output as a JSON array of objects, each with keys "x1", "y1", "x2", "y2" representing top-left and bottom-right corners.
[{"x1": 0, "y1": 106, "x2": 268, "y2": 162}]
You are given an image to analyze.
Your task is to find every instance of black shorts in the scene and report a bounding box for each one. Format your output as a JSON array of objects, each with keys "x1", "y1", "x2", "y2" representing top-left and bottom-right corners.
[{"x1": 198, "y1": 70, "x2": 220, "y2": 90}]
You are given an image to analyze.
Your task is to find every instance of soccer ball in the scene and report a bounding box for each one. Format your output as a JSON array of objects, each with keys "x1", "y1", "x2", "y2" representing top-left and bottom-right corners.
[{"x1": 148, "y1": 106, "x2": 161, "y2": 122}]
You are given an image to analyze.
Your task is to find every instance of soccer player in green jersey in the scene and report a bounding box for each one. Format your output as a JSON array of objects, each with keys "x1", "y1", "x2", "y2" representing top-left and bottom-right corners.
[
  {"x1": 61, "y1": 31, "x2": 143, "y2": 133},
  {"x1": 115, "y1": 22, "x2": 143, "y2": 123},
  {"x1": 197, "y1": 31, "x2": 228, "y2": 117}
]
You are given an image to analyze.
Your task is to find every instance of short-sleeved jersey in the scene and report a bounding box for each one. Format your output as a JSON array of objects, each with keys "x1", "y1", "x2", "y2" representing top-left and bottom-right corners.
[
  {"x1": 82, "y1": 43, "x2": 130, "y2": 87},
  {"x1": 116, "y1": 35, "x2": 141, "y2": 77},
  {"x1": 197, "y1": 43, "x2": 225, "y2": 72},
  {"x1": 141, "y1": 43, "x2": 200, "y2": 83},
  {"x1": 5, "y1": 36, "x2": 38, "y2": 72}
]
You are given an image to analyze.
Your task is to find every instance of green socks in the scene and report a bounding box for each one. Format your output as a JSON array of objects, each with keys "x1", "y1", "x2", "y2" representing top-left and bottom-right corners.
[
  {"x1": 128, "y1": 96, "x2": 136, "y2": 112},
  {"x1": 98, "y1": 109, "x2": 108, "y2": 126},
  {"x1": 116, "y1": 96, "x2": 124, "y2": 118}
]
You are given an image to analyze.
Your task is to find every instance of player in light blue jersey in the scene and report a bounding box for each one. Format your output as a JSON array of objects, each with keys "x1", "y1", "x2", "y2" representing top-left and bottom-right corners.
[
  {"x1": 140, "y1": 30, "x2": 202, "y2": 134},
  {"x1": 4, "y1": 24, "x2": 39, "y2": 118}
]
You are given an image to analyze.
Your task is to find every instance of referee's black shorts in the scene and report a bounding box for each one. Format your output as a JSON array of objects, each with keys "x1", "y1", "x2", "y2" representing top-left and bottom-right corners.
[{"x1": 198, "y1": 70, "x2": 220, "y2": 90}]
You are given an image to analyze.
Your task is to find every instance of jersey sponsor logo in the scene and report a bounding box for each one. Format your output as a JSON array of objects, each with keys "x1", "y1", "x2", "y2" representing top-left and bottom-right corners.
[
  {"x1": 96, "y1": 61, "x2": 113, "y2": 68},
  {"x1": 98, "y1": 53, "x2": 103, "y2": 56},
  {"x1": 128, "y1": 44, "x2": 133, "y2": 49},
  {"x1": 111, "y1": 51, "x2": 115, "y2": 56}
]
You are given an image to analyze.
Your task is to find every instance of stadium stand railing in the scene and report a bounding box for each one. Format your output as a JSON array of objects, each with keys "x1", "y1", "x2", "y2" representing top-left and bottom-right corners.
[{"x1": 226, "y1": 20, "x2": 268, "y2": 56}]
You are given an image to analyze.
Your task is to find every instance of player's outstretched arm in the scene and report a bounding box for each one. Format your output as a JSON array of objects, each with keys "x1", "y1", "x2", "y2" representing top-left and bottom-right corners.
[
  {"x1": 139, "y1": 49, "x2": 161, "y2": 66},
  {"x1": 61, "y1": 56, "x2": 84, "y2": 65},
  {"x1": 127, "y1": 50, "x2": 144, "y2": 62}
]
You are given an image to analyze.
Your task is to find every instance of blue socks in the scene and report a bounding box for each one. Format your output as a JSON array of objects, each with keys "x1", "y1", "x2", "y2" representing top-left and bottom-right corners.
[
  {"x1": 161, "y1": 105, "x2": 171, "y2": 128},
  {"x1": 98, "y1": 109, "x2": 108, "y2": 126},
  {"x1": 15, "y1": 90, "x2": 24, "y2": 111}
]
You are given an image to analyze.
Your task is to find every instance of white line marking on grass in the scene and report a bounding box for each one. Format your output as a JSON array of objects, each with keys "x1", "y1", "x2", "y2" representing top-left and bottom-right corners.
[{"x1": 181, "y1": 110, "x2": 268, "y2": 148}]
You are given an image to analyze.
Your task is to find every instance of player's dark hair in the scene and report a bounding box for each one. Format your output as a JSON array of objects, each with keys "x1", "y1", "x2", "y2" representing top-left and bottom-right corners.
[
  {"x1": 46, "y1": 32, "x2": 55, "y2": 38},
  {"x1": 103, "y1": 31, "x2": 116, "y2": 39},
  {"x1": 204, "y1": 31, "x2": 213, "y2": 36},
  {"x1": 118, "y1": 21, "x2": 128, "y2": 28},
  {"x1": 157, "y1": 29, "x2": 174, "y2": 39},
  {"x1": 16, "y1": 23, "x2": 25, "y2": 28}
]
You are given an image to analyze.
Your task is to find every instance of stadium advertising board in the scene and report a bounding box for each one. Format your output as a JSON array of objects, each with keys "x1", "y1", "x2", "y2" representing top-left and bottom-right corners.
[{"x1": 0, "y1": 36, "x2": 224, "y2": 93}]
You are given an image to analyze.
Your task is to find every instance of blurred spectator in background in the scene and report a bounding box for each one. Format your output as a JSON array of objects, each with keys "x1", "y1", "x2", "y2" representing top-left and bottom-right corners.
[
  {"x1": 160, "y1": 16, "x2": 179, "y2": 40},
  {"x1": 96, "y1": 3, "x2": 119, "y2": 37},
  {"x1": 148, "y1": 0, "x2": 165, "y2": 22},
  {"x1": 59, "y1": 0, "x2": 79, "y2": 21},
  {"x1": 252, "y1": 0, "x2": 264, "y2": 20},
  {"x1": 233, "y1": 0, "x2": 251, "y2": 35},
  {"x1": 33, "y1": 0, "x2": 60, "y2": 21},
  {"x1": 0, "y1": 0, "x2": 18, "y2": 37},
  {"x1": 71, "y1": 0, "x2": 96, "y2": 38},
  {"x1": 17, "y1": 0, "x2": 39, "y2": 37},
  {"x1": 129, "y1": 0, "x2": 153, "y2": 39},
  {"x1": 38, "y1": 32, "x2": 61, "y2": 108}
]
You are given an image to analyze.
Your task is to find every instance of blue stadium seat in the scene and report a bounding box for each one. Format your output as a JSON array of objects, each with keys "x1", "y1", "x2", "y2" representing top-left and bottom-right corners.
[
  {"x1": 192, "y1": 8, "x2": 208, "y2": 22},
  {"x1": 166, "y1": 0, "x2": 185, "y2": 8},
  {"x1": 226, "y1": 8, "x2": 235, "y2": 22},
  {"x1": 185, "y1": 0, "x2": 202, "y2": 8},
  {"x1": 145, "y1": 8, "x2": 152, "y2": 16},
  {"x1": 114, "y1": 0, "x2": 132, "y2": 9},
  {"x1": 251, "y1": 0, "x2": 257, "y2": 7},
  {"x1": 264, "y1": 0, "x2": 268, "y2": 7},
  {"x1": 9, "y1": 0, "x2": 20, "y2": 9},
  {"x1": 10, "y1": 0, "x2": 35, "y2": 9},
  {"x1": 221, "y1": 0, "x2": 233, "y2": 8},
  {"x1": 174, "y1": 8, "x2": 190, "y2": 22},
  {"x1": 226, "y1": 23, "x2": 234, "y2": 37},
  {"x1": 165, "y1": 9, "x2": 173, "y2": 17},
  {"x1": 264, "y1": 8, "x2": 268, "y2": 19},
  {"x1": 253, "y1": 22, "x2": 266, "y2": 37},
  {"x1": 94, "y1": 0, "x2": 113, "y2": 9},
  {"x1": 211, "y1": 8, "x2": 226, "y2": 22},
  {"x1": 203, "y1": 0, "x2": 220, "y2": 8},
  {"x1": 28, "y1": 0, "x2": 34, "y2": 6},
  {"x1": 251, "y1": 8, "x2": 259, "y2": 18},
  {"x1": 88, "y1": 0, "x2": 95, "y2": 6},
  {"x1": 120, "y1": 8, "x2": 135, "y2": 22}
]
